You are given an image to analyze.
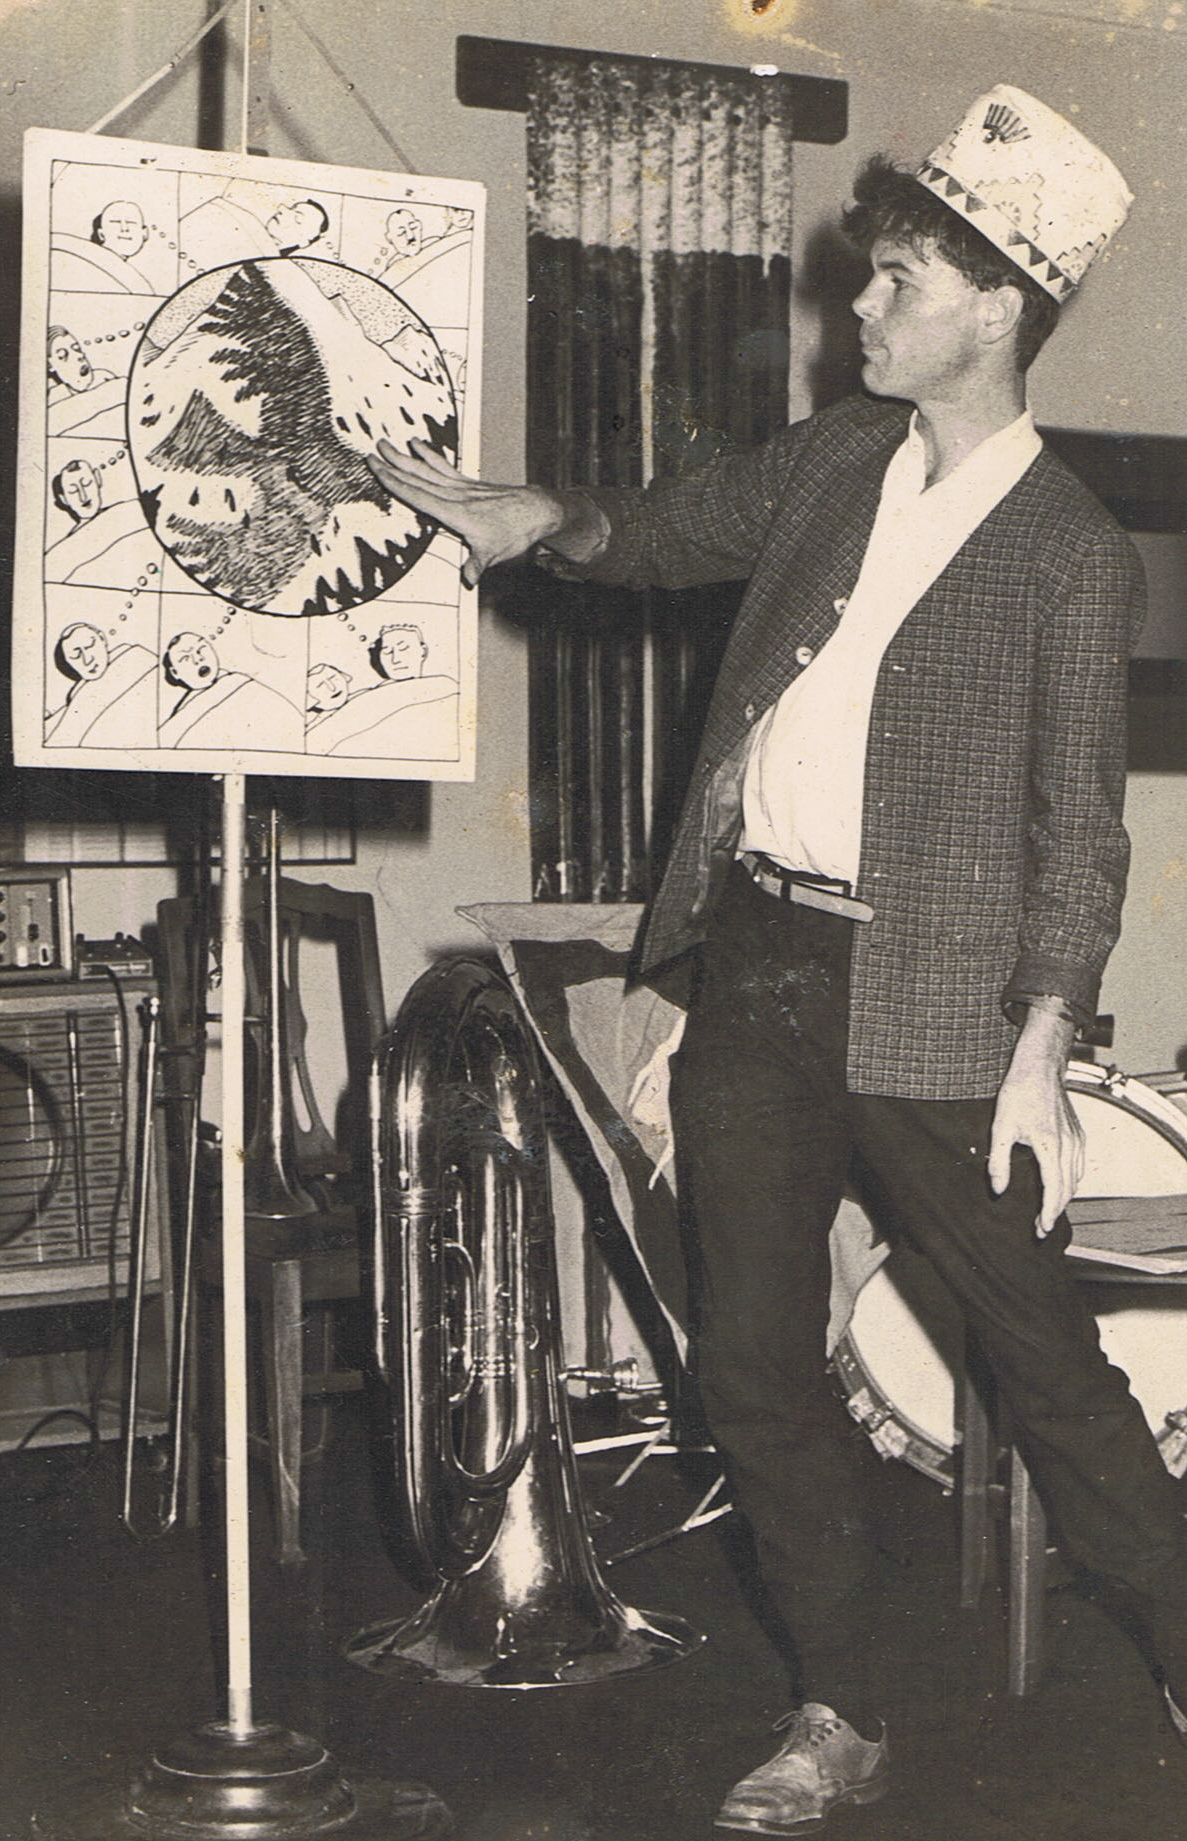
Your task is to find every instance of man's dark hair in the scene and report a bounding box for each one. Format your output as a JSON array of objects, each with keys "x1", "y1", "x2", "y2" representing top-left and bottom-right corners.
[
  {"x1": 90, "y1": 211, "x2": 106, "y2": 245},
  {"x1": 842, "y1": 156, "x2": 1060, "y2": 372}
]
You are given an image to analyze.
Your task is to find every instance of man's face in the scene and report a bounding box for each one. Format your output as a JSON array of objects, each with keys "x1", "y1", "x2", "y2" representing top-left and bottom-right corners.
[
  {"x1": 386, "y1": 210, "x2": 422, "y2": 259},
  {"x1": 852, "y1": 237, "x2": 989, "y2": 408},
  {"x1": 59, "y1": 459, "x2": 102, "y2": 522},
  {"x1": 307, "y1": 664, "x2": 349, "y2": 714},
  {"x1": 267, "y1": 200, "x2": 324, "y2": 250},
  {"x1": 378, "y1": 628, "x2": 425, "y2": 681},
  {"x1": 48, "y1": 331, "x2": 92, "y2": 393},
  {"x1": 98, "y1": 201, "x2": 147, "y2": 257},
  {"x1": 167, "y1": 632, "x2": 218, "y2": 691},
  {"x1": 61, "y1": 624, "x2": 108, "y2": 680}
]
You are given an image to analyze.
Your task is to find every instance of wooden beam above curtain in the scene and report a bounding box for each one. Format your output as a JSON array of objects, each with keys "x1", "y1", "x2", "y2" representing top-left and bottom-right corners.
[{"x1": 456, "y1": 36, "x2": 848, "y2": 146}]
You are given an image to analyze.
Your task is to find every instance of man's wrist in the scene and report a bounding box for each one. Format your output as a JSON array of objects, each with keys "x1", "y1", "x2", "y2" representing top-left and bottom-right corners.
[
  {"x1": 534, "y1": 488, "x2": 611, "y2": 566},
  {"x1": 1010, "y1": 995, "x2": 1076, "y2": 1073}
]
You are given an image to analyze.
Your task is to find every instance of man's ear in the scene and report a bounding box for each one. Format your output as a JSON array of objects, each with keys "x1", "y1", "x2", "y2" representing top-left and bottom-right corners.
[{"x1": 980, "y1": 281, "x2": 1025, "y2": 348}]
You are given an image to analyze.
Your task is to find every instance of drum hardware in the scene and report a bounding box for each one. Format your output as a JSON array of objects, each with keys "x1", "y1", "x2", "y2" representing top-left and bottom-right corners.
[
  {"x1": 832, "y1": 1062, "x2": 1187, "y2": 1493},
  {"x1": 563, "y1": 1354, "x2": 666, "y2": 1401},
  {"x1": 344, "y1": 956, "x2": 703, "y2": 1688}
]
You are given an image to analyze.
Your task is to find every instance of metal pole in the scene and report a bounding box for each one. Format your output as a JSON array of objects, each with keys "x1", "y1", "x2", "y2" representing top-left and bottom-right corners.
[
  {"x1": 219, "y1": 770, "x2": 253, "y2": 1735},
  {"x1": 241, "y1": 0, "x2": 272, "y2": 156}
]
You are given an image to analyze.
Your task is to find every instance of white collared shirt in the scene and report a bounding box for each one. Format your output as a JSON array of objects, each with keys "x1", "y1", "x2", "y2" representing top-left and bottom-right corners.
[{"x1": 739, "y1": 407, "x2": 1042, "y2": 886}]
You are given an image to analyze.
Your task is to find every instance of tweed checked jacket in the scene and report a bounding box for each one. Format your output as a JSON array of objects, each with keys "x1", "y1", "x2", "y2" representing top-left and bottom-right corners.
[{"x1": 577, "y1": 393, "x2": 1146, "y2": 1099}]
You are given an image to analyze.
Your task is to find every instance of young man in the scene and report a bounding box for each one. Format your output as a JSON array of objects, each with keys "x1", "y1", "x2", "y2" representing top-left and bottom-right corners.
[{"x1": 370, "y1": 87, "x2": 1187, "y2": 1835}]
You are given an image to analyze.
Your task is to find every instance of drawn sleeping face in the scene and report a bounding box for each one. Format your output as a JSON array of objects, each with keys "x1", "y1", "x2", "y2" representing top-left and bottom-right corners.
[
  {"x1": 164, "y1": 631, "x2": 219, "y2": 692},
  {"x1": 95, "y1": 200, "x2": 147, "y2": 258},
  {"x1": 376, "y1": 624, "x2": 426, "y2": 682},
  {"x1": 59, "y1": 622, "x2": 109, "y2": 681},
  {"x1": 385, "y1": 209, "x2": 422, "y2": 259},
  {"x1": 55, "y1": 458, "x2": 103, "y2": 523},
  {"x1": 47, "y1": 329, "x2": 93, "y2": 394},
  {"x1": 306, "y1": 663, "x2": 350, "y2": 714},
  {"x1": 266, "y1": 199, "x2": 328, "y2": 253}
]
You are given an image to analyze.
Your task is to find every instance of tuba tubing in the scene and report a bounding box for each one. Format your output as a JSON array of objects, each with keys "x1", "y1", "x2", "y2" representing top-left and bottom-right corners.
[
  {"x1": 348, "y1": 956, "x2": 702, "y2": 1687},
  {"x1": 369, "y1": 960, "x2": 536, "y2": 1577}
]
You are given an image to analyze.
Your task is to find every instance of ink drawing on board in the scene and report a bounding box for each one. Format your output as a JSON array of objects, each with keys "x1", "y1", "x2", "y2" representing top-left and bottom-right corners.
[{"x1": 15, "y1": 128, "x2": 483, "y2": 780}]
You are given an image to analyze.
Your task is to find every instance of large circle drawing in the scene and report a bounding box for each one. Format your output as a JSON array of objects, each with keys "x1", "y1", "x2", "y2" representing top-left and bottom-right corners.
[{"x1": 127, "y1": 257, "x2": 457, "y2": 618}]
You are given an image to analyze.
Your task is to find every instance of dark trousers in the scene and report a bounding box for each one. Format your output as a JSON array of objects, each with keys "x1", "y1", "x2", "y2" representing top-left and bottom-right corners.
[{"x1": 670, "y1": 862, "x2": 1187, "y2": 1707}]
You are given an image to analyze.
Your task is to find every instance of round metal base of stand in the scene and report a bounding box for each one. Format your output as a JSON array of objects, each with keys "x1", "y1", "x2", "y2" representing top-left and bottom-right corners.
[
  {"x1": 30, "y1": 1724, "x2": 452, "y2": 1841},
  {"x1": 345, "y1": 1601, "x2": 703, "y2": 1689}
]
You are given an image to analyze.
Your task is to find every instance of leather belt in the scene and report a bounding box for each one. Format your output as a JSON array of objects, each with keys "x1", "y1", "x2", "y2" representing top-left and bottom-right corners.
[{"x1": 738, "y1": 851, "x2": 874, "y2": 924}]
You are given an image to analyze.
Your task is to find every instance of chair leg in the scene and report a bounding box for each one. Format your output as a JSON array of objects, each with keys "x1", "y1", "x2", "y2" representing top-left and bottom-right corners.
[
  {"x1": 300, "y1": 1304, "x2": 334, "y2": 1461},
  {"x1": 1007, "y1": 1443, "x2": 1048, "y2": 1697},
  {"x1": 258, "y1": 1258, "x2": 306, "y2": 1567},
  {"x1": 959, "y1": 1365, "x2": 994, "y2": 1609}
]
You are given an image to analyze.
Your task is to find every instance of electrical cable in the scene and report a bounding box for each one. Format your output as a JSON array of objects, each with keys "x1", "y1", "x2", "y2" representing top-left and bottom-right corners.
[
  {"x1": 83, "y1": 0, "x2": 419, "y2": 175},
  {"x1": 85, "y1": 0, "x2": 238, "y2": 137}
]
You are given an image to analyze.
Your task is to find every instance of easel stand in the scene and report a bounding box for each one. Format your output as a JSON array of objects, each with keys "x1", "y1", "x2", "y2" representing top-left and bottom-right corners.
[
  {"x1": 32, "y1": 2, "x2": 452, "y2": 1829},
  {"x1": 36, "y1": 781, "x2": 450, "y2": 1840}
]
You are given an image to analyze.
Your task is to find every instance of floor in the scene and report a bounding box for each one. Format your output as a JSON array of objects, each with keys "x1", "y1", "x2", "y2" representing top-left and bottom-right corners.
[{"x1": 3, "y1": 1391, "x2": 1187, "y2": 1841}]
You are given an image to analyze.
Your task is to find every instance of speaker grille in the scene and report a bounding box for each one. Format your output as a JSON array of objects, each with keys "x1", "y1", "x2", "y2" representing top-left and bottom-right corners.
[{"x1": 0, "y1": 995, "x2": 141, "y2": 1294}]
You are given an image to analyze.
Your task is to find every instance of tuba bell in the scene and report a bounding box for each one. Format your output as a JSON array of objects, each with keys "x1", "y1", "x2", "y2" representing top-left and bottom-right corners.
[{"x1": 344, "y1": 956, "x2": 702, "y2": 1687}]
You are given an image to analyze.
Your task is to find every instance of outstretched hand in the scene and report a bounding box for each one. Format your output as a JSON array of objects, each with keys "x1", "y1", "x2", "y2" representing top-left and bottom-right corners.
[{"x1": 368, "y1": 438, "x2": 561, "y2": 588}]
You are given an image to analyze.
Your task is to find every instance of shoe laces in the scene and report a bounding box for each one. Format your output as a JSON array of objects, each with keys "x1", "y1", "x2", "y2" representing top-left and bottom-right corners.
[{"x1": 772, "y1": 1708, "x2": 846, "y2": 1749}]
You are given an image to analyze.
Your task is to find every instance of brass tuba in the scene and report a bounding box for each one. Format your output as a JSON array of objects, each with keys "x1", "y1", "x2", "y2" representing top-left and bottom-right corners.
[{"x1": 344, "y1": 956, "x2": 701, "y2": 1687}]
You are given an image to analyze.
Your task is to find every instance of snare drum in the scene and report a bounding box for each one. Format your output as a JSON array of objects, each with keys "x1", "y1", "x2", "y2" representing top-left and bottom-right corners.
[{"x1": 831, "y1": 1064, "x2": 1187, "y2": 1491}]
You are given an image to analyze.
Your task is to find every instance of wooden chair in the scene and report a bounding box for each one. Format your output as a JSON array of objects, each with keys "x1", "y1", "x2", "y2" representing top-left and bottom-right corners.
[{"x1": 156, "y1": 876, "x2": 385, "y2": 1565}]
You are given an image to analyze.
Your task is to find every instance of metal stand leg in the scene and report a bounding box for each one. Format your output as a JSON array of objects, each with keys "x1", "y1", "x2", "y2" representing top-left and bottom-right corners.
[
  {"x1": 1008, "y1": 1443, "x2": 1048, "y2": 1697},
  {"x1": 959, "y1": 1367, "x2": 994, "y2": 1609}
]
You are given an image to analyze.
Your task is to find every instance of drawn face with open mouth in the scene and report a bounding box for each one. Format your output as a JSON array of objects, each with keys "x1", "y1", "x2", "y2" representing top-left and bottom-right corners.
[
  {"x1": 48, "y1": 329, "x2": 93, "y2": 394},
  {"x1": 164, "y1": 631, "x2": 219, "y2": 692}
]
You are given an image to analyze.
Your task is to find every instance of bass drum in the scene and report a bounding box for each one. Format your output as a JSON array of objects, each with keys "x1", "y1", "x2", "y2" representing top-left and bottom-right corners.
[{"x1": 831, "y1": 1063, "x2": 1187, "y2": 1491}]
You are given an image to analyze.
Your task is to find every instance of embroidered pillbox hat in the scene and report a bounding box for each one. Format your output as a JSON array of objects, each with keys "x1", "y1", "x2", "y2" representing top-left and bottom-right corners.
[{"x1": 917, "y1": 84, "x2": 1132, "y2": 301}]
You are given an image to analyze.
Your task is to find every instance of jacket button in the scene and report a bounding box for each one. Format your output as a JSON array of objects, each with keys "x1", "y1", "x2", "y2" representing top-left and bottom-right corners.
[
  {"x1": 833, "y1": 597, "x2": 848, "y2": 614},
  {"x1": 744, "y1": 701, "x2": 757, "y2": 722},
  {"x1": 795, "y1": 644, "x2": 814, "y2": 666}
]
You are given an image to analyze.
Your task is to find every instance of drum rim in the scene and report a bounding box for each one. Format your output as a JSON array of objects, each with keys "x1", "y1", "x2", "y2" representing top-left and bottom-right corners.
[{"x1": 832, "y1": 1061, "x2": 1187, "y2": 1488}]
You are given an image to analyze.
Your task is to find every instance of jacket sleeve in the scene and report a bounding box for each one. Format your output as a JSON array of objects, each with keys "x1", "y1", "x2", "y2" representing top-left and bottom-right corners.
[
  {"x1": 551, "y1": 418, "x2": 816, "y2": 593},
  {"x1": 1001, "y1": 527, "x2": 1146, "y2": 1033}
]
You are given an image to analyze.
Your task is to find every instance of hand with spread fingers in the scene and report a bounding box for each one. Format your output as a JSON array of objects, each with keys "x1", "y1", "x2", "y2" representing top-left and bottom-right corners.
[{"x1": 368, "y1": 438, "x2": 566, "y2": 588}]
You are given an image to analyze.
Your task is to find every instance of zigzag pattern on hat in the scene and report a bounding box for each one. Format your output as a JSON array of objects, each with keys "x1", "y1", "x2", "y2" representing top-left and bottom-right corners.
[{"x1": 918, "y1": 162, "x2": 1074, "y2": 298}]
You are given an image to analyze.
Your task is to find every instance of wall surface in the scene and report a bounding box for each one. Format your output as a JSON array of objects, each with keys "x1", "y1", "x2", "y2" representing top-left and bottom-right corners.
[{"x1": 1, "y1": 3, "x2": 1184, "y2": 1366}]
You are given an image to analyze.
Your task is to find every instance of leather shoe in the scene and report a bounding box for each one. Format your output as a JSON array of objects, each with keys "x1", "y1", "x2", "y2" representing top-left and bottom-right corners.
[{"x1": 715, "y1": 1704, "x2": 889, "y2": 1836}]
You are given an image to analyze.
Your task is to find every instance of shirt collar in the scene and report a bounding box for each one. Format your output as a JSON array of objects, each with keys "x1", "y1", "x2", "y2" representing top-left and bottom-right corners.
[{"x1": 898, "y1": 406, "x2": 1040, "y2": 499}]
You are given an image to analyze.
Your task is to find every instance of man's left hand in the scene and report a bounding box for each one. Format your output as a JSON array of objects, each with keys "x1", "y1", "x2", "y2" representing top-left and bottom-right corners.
[{"x1": 987, "y1": 1002, "x2": 1085, "y2": 1237}]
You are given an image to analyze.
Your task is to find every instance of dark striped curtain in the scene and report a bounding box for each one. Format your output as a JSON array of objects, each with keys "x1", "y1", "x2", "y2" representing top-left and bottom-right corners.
[{"x1": 525, "y1": 53, "x2": 796, "y2": 902}]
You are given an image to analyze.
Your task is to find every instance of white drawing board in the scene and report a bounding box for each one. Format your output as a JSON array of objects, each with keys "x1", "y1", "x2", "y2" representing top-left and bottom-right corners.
[{"x1": 14, "y1": 129, "x2": 483, "y2": 780}]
